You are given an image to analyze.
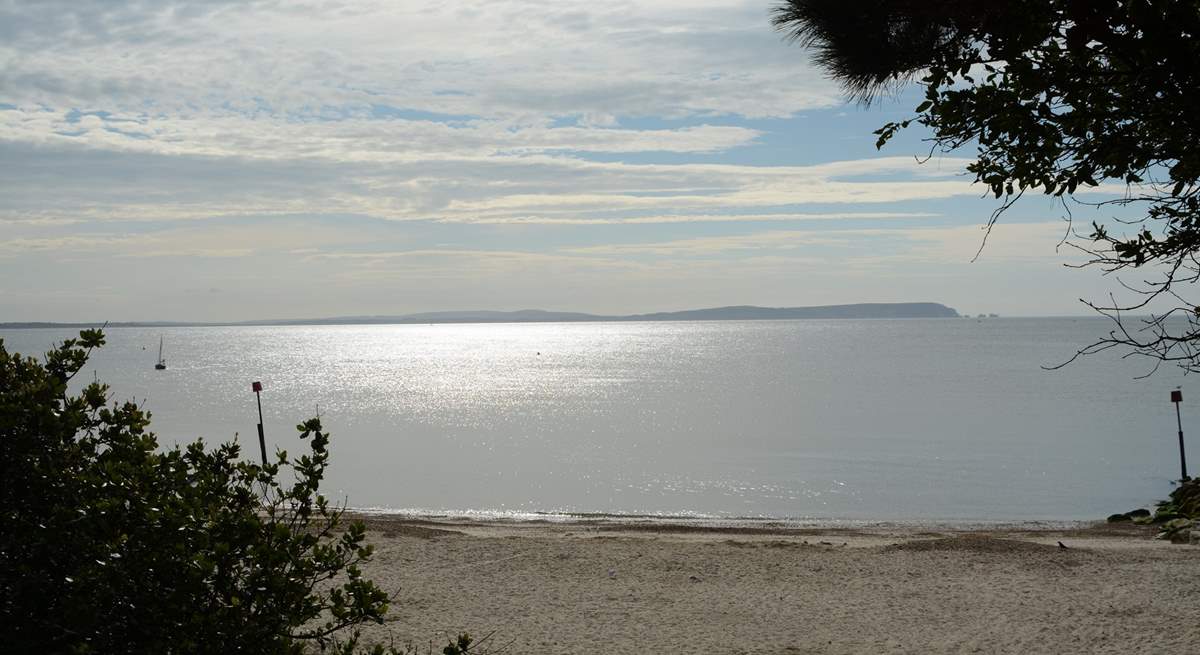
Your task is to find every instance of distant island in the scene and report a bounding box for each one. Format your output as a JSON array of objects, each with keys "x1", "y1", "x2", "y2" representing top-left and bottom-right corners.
[{"x1": 0, "y1": 303, "x2": 960, "y2": 329}]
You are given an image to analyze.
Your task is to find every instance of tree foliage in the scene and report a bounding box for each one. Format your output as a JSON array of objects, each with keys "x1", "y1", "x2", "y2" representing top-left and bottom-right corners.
[
  {"x1": 774, "y1": 0, "x2": 1200, "y2": 371},
  {"x1": 0, "y1": 331, "x2": 391, "y2": 653}
]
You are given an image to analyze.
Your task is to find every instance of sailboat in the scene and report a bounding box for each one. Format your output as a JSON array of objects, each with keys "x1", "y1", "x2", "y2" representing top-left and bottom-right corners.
[{"x1": 154, "y1": 336, "x2": 167, "y2": 370}]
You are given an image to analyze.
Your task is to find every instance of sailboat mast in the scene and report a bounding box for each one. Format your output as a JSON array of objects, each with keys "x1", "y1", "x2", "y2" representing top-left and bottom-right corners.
[{"x1": 154, "y1": 336, "x2": 166, "y2": 369}]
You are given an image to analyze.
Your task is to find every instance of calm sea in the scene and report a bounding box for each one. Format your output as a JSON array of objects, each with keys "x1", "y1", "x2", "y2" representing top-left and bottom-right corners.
[{"x1": 2, "y1": 318, "x2": 1190, "y2": 522}]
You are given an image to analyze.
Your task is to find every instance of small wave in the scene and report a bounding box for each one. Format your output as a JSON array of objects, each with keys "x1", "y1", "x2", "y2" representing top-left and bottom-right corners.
[{"x1": 347, "y1": 506, "x2": 1094, "y2": 532}]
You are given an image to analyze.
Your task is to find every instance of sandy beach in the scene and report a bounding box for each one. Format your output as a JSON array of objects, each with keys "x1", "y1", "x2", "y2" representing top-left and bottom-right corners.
[{"x1": 349, "y1": 516, "x2": 1200, "y2": 654}]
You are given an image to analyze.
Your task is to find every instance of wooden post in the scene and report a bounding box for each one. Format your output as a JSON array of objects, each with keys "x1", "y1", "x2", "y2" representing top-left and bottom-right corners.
[
  {"x1": 253, "y1": 381, "x2": 267, "y2": 466},
  {"x1": 1171, "y1": 389, "x2": 1188, "y2": 481}
]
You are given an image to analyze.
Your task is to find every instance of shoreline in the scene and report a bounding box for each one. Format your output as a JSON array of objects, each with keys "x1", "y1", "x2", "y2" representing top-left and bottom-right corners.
[
  {"x1": 346, "y1": 506, "x2": 1115, "y2": 532},
  {"x1": 350, "y1": 514, "x2": 1197, "y2": 653},
  {"x1": 345, "y1": 511, "x2": 1158, "y2": 546}
]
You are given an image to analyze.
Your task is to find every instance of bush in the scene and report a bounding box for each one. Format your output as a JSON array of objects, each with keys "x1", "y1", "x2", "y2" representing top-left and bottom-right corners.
[{"x1": 0, "y1": 330, "x2": 391, "y2": 653}]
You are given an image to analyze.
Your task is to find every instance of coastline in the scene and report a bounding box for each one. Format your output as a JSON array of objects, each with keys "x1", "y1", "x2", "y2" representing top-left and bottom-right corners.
[
  {"x1": 351, "y1": 514, "x2": 1199, "y2": 654},
  {"x1": 0, "y1": 302, "x2": 962, "y2": 329},
  {"x1": 347, "y1": 506, "x2": 1106, "y2": 532}
]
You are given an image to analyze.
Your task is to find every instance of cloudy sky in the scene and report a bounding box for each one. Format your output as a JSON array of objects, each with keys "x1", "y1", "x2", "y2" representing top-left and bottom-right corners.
[{"x1": 1, "y1": 0, "x2": 1128, "y2": 321}]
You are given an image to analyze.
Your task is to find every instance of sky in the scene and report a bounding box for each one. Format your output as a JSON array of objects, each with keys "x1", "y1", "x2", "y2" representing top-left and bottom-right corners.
[{"x1": 0, "y1": 0, "x2": 1135, "y2": 322}]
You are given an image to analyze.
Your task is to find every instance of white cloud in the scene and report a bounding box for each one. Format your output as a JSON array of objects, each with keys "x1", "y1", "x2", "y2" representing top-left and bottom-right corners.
[
  {"x1": 455, "y1": 211, "x2": 940, "y2": 225},
  {"x1": 0, "y1": 109, "x2": 764, "y2": 159},
  {"x1": 0, "y1": 221, "x2": 372, "y2": 259},
  {"x1": 0, "y1": 1, "x2": 838, "y2": 121},
  {"x1": 0, "y1": 3, "x2": 1091, "y2": 231},
  {"x1": 0, "y1": 1, "x2": 842, "y2": 233},
  {"x1": 0, "y1": 1, "x2": 1119, "y2": 319},
  {"x1": 563, "y1": 221, "x2": 1077, "y2": 263},
  {"x1": 0, "y1": 234, "x2": 136, "y2": 255},
  {"x1": 0, "y1": 135, "x2": 982, "y2": 225}
]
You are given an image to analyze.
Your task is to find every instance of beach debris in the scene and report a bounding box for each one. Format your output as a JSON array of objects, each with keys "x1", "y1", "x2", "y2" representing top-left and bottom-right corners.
[
  {"x1": 1057, "y1": 541, "x2": 1068, "y2": 550},
  {"x1": 688, "y1": 575, "x2": 701, "y2": 583},
  {"x1": 607, "y1": 568, "x2": 617, "y2": 579},
  {"x1": 818, "y1": 541, "x2": 833, "y2": 546}
]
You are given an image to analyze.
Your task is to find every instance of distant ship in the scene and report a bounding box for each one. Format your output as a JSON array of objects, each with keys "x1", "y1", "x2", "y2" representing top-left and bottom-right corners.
[{"x1": 154, "y1": 336, "x2": 167, "y2": 370}]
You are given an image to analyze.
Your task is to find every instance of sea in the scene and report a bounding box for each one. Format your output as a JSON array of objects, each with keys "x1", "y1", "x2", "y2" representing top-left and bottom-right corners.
[{"x1": 1, "y1": 318, "x2": 1191, "y2": 524}]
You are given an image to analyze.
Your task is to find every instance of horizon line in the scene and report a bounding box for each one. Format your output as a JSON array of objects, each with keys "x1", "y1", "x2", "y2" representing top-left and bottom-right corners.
[{"x1": 0, "y1": 303, "x2": 1119, "y2": 329}]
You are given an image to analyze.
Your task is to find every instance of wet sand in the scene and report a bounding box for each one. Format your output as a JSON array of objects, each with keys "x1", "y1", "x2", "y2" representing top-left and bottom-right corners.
[{"x1": 351, "y1": 516, "x2": 1199, "y2": 654}]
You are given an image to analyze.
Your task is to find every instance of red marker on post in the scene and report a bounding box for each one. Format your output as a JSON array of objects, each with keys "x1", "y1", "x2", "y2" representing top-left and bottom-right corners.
[
  {"x1": 253, "y1": 381, "x2": 267, "y2": 466},
  {"x1": 1171, "y1": 389, "x2": 1188, "y2": 482}
]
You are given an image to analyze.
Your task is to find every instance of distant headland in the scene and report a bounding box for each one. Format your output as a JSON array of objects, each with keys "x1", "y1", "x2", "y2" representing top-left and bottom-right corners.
[{"x1": 0, "y1": 303, "x2": 960, "y2": 329}]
